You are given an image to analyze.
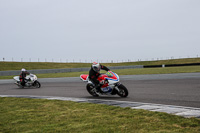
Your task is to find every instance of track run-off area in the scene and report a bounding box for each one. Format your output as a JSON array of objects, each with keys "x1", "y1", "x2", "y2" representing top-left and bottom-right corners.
[{"x1": 1, "y1": 72, "x2": 200, "y2": 118}]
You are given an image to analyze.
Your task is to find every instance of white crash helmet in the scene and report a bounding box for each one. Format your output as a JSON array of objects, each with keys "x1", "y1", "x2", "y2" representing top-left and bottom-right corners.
[
  {"x1": 21, "y1": 68, "x2": 26, "y2": 72},
  {"x1": 92, "y1": 62, "x2": 100, "y2": 72}
]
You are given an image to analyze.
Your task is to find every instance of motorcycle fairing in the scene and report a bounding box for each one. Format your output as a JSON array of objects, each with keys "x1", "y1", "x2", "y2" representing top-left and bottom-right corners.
[
  {"x1": 80, "y1": 71, "x2": 119, "y2": 83},
  {"x1": 104, "y1": 71, "x2": 119, "y2": 82},
  {"x1": 101, "y1": 86, "x2": 112, "y2": 93},
  {"x1": 80, "y1": 74, "x2": 89, "y2": 82}
]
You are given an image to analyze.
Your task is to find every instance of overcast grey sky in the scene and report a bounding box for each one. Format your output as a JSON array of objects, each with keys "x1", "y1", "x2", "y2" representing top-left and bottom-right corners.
[{"x1": 0, "y1": 0, "x2": 200, "y2": 62}]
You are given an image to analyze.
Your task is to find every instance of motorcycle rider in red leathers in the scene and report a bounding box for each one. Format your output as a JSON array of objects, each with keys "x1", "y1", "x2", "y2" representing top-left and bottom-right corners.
[{"x1": 89, "y1": 62, "x2": 110, "y2": 92}]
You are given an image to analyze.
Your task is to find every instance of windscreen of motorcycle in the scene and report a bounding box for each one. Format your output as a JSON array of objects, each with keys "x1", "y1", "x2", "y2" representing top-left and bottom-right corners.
[
  {"x1": 105, "y1": 71, "x2": 119, "y2": 82},
  {"x1": 106, "y1": 71, "x2": 113, "y2": 77}
]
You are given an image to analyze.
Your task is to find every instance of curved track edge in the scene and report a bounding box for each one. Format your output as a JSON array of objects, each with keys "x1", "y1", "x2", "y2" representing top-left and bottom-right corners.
[{"x1": 0, "y1": 95, "x2": 200, "y2": 118}]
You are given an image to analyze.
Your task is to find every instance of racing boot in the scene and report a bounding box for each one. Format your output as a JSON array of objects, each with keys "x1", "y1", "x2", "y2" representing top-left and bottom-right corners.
[{"x1": 95, "y1": 84, "x2": 102, "y2": 93}]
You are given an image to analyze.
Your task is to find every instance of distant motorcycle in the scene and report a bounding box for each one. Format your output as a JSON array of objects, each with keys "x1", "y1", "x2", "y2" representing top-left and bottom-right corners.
[
  {"x1": 80, "y1": 71, "x2": 128, "y2": 97},
  {"x1": 13, "y1": 74, "x2": 41, "y2": 88}
]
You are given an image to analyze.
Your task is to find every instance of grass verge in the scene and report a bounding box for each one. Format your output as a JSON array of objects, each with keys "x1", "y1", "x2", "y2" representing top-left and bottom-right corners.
[
  {"x1": 0, "y1": 97, "x2": 200, "y2": 133},
  {"x1": 0, "y1": 66, "x2": 200, "y2": 79},
  {"x1": 1, "y1": 58, "x2": 200, "y2": 71}
]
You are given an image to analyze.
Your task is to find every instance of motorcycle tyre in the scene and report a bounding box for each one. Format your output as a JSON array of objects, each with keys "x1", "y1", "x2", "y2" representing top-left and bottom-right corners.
[
  {"x1": 34, "y1": 81, "x2": 41, "y2": 88},
  {"x1": 15, "y1": 82, "x2": 24, "y2": 89},
  {"x1": 86, "y1": 83, "x2": 99, "y2": 97},
  {"x1": 116, "y1": 84, "x2": 128, "y2": 97}
]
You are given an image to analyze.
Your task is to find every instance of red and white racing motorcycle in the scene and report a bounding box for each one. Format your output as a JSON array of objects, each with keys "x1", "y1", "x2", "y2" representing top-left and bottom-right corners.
[{"x1": 80, "y1": 71, "x2": 128, "y2": 97}]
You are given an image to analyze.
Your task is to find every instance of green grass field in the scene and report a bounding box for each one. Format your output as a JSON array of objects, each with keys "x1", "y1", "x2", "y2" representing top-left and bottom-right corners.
[
  {"x1": 1, "y1": 58, "x2": 200, "y2": 132},
  {"x1": 0, "y1": 58, "x2": 200, "y2": 79},
  {"x1": 1, "y1": 57, "x2": 200, "y2": 71},
  {"x1": 0, "y1": 97, "x2": 200, "y2": 133},
  {"x1": 0, "y1": 66, "x2": 200, "y2": 79}
]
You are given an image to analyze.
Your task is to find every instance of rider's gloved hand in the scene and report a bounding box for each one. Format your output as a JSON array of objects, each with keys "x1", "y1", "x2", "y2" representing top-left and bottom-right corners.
[{"x1": 100, "y1": 80, "x2": 104, "y2": 85}]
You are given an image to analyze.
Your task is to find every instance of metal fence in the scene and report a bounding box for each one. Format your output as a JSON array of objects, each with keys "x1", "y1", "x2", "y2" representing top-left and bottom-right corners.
[{"x1": 1, "y1": 55, "x2": 199, "y2": 63}]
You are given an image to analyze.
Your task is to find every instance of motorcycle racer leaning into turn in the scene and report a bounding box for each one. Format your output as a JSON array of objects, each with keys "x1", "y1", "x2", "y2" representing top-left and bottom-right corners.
[
  {"x1": 89, "y1": 62, "x2": 110, "y2": 92},
  {"x1": 19, "y1": 68, "x2": 30, "y2": 86}
]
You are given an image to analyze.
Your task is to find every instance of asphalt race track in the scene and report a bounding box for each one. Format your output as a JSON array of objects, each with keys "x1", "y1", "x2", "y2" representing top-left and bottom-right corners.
[{"x1": 0, "y1": 73, "x2": 200, "y2": 108}]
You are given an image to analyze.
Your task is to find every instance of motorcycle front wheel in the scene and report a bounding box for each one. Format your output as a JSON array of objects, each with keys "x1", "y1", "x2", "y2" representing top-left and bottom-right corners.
[
  {"x1": 116, "y1": 84, "x2": 128, "y2": 97},
  {"x1": 33, "y1": 81, "x2": 41, "y2": 88},
  {"x1": 86, "y1": 83, "x2": 99, "y2": 97}
]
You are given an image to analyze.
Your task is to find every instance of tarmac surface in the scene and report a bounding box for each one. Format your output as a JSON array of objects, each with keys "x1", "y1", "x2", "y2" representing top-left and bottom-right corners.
[{"x1": 0, "y1": 72, "x2": 200, "y2": 118}]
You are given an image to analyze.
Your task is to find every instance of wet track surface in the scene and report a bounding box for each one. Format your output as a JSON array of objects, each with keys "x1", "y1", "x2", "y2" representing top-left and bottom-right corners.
[{"x1": 1, "y1": 73, "x2": 200, "y2": 108}]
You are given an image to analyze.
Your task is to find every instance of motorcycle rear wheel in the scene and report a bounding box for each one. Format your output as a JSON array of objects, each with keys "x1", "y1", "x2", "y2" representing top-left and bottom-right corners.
[
  {"x1": 116, "y1": 84, "x2": 128, "y2": 97},
  {"x1": 86, "y1": 83, "x2": 99, "y2": 97}
]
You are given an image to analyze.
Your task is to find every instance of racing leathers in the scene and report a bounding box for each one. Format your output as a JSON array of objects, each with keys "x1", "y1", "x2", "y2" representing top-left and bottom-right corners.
[
  {"x1": 19, "y1": 71, "x2": 30, "y2": 86},
  {"x1": 89, "y1": 64, "x2": 110, "y2": 92}
]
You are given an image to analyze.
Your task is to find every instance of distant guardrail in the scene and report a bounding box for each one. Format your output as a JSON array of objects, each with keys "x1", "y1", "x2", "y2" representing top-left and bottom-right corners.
[
  {"x1": 143, "y1": 63, "x2": 200, "y2": 68},
  {"x1": 0, "y1": 65, "x2": 143, "y2": 76},
  {"x1": 1, "y1": 62, "x2": 199, "y2": 76}
]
